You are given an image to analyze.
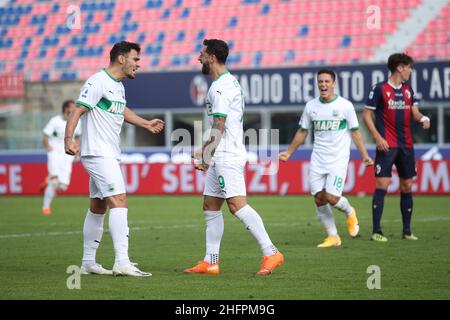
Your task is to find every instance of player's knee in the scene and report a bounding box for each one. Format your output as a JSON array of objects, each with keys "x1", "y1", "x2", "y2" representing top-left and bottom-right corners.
[
  {"x1": 326, "y1": 194, "x2": 340, "y2": 206},
  {"x1": 50, "y1": 178, "x2": 59, "y2": 188},
  {"x1": 400, "y1": 180, "x2": 413, "y2": 193},
  {"x1": 90, "y1": 198, "x2": 107, "y2": 213},
  {"x1": 107, "y1": 193, "x2": 128, "y2": 208},
  {"x1": 57, "y1": 183, "x2": 68, "y2": 191},
  {"x1": 314, "y1": 195, "x2": 328, "y2": 207}
]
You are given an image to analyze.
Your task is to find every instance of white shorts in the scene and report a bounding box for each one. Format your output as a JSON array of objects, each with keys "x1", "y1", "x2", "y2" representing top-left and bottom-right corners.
[
  {"x1": 203, "y1": 161, "x2": 246, "y2": 199},
  {"x1": 81, "y1": 156, "x2": 126, "y2": 199},
  {"x1": 47, "y1": 151, "x2": 74, "y2": 186},
  {"x1": 309, "y1": 163, "x2": 348, "y2": 197}
]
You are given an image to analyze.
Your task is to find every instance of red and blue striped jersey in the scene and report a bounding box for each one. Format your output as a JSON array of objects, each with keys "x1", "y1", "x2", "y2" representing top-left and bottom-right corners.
[{"x1": 365, "y1": 81, "x2": 418, "y2": 148}]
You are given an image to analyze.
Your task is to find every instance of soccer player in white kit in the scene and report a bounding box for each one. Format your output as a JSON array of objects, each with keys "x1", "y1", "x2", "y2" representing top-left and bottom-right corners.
[
  {"x1": 279, "y1": 69, "x2": 373, "y2": 248},
  {"x1": 41, "y1": 100, "x2": 81, "y2": 215},
  {"x1": 184, "y1": 39, "x2": 284, "y2": 275},
  {"x1": 64, "y1": 41, "x2": 164, "y2": 276}
]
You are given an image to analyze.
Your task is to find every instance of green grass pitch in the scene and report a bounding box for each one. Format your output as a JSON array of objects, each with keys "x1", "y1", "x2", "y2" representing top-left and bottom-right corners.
[{"x1": 0, "y1": 195, "x2": 449, "y2": 300}]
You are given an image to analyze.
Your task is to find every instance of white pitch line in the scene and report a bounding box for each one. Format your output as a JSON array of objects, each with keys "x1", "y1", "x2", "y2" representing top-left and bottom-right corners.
[{"x1": 0, "y1": 216, "x2": 449, "y2": 239}]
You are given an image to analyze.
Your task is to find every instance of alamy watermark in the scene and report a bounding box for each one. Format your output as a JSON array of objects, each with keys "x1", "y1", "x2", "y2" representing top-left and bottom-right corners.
[
  {"x1": 66, "y1": 265, "x2": 81, "y2": 290},
  {"x1": 171, "y1": 121, "x2": 281, "y2": 176},
  {"x1": 366, "y1": 265, "x2": 381, "y2": 289},
  {"x1": 66, "y1": 5, "x2": 81, "y2": 30}
]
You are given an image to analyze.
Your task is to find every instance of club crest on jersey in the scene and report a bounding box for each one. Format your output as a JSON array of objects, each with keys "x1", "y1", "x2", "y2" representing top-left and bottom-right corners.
[
  {"x1": 405, "y1": 89, "x2": 411, "y2": 99},
  {"x1": 332, "y1": 110, "x2": 339, "y2": 117},
  {"x1": 386, "y1": 91, "x2": 391, "y2": 98}
]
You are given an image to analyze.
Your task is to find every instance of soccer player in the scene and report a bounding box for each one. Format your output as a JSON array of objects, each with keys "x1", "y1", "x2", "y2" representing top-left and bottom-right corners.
[
  {"x1": 64, "y1": 41, "x2": 164, "y2": 276},
  {"x1": 279, "y1": 69, "x2": 373, "y2": 248},
  {"x1": 184, "y1": 39, "x2": 284, "y2": 275},
  {"x1": 41, "y1": 100, "x2": 81, "y2": 215},
  {"x1": 363, "y1": 53, "x2": 430, "y2": 242}
]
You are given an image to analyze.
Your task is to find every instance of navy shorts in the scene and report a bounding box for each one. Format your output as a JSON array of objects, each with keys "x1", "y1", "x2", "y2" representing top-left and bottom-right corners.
[{"x1": 375, "y1": 148, "x2": 417, "y2": 179}]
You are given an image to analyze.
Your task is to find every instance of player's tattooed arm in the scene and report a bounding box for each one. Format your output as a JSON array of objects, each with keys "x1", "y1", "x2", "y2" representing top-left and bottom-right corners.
[
  {"x1": 196, "y1": 116, "x2": 225, "y2": 171},
  {"x1": 65, "y1": 104, "x2": 87, "y2": 156}
]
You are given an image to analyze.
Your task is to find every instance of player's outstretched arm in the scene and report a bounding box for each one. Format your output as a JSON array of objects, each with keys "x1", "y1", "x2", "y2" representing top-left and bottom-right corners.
[
  {"x1": 350, "y1": 129, "x2": 374, "y2": 167},
  {"x1": 411, "y1": 105, "x2": 430, "y2": 130},
  {"x1": 124, "y1": 107, "x2": 164, "y2": 134},
  {"x1": 279, "y1": 128, "x2": 308, "y2": 162},
  {"x1": 362, "y1": 108, "x2": 389, "y2": 152},
  {"x1": 65, "y1": 105, "x2": 86, "y2": 156}
]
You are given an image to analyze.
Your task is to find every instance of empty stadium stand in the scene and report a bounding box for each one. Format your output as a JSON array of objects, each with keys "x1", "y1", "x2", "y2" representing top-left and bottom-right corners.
[{"x1": 0, "y1": 0, "x2": 448, "y2": 81}]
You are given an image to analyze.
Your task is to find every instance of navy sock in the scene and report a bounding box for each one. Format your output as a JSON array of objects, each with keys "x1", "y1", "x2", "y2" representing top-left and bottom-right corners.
[
  {"x1": 372, "y1": 189, "x2": 387, "y2": 234},
  {"x1": 401, "y1": 192, "x2": 413, "y2": 234}
]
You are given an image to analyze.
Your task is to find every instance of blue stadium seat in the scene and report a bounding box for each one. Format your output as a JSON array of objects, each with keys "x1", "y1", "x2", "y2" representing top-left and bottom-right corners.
[
  {"x1": 194, "y1": 43, "x2": 202, "y2": 52},
  {"x1": 161, "y1": 8, "x2": 171, "y2": 19},
  {"x1": 146, "y1": 0, "x2": 163, "y2": 9},
  {"x1": 174, "y1": 0, "x2": 183, "y2": 8},
  {"x1": 242, "y1": 0, "x2": 260, "y2": 4},
  {"x1": 227, "y1": 17, "x2": 238, "y2": 28},
  {"x1": 180, "y1": 8, "x2": 190, "y2": 18},
  {"x1": 36, "y1": 26, "x2": 44, "y2": 35},
  {"x1": 123, "y1": 11, "x2": 132, "y2": 20},
  {"x1": 20, "y1": 50, "x2": 29, "y2": 59},
  {"x1": 176, "y1": 31, "x2": 185, "y2": 42},
  {"x1": 41, "y1": 72, "x2": 50, "y2": 81},
  {"x1": 39, "y1": 49, "x2": 47, "y2": 58},
  {"x1": 196, "y1": 30, "x2": 205, "y2": 40},
  {"x1": 157, "y1": 32, "x2": 165, "y2": 42},
  {"x1": 340, "y1": 35, "x2": 351, "y2": 48},
  {"x1": 23, "y1": 37, "x2": 32, "y2": 46},
  {"x1": 298, "y1": 25, "x2": 309, "y2": 37},
  {"x1": 105, "y1": 11, "x2": 113, "y2": 21},
  {"x1": 202, "y1": 0, "x2": 212, "y2": 5},
  {"x1": 57, "y1": 48, "x2": 65, "y2": 58},
  {"x1": 284, "y1": 50, "x2": 295, "y2": 62},
  {"x1": 261, "y1": 4, "x2": 270, "y2": 15},
  {"x1": 151, "y1": 57, "x2": 160, "y2": 66},
  {"x1": 16, "y1": 62, "x2": 24, "y2": 71},
  {"x1": 253, "y1": 52, "x2": 262, "y2": 66},
  {"x1": 137, "y1": 33, "x2": 146, "y2": 43},
  {"x1": 56, "y1": 25, "x2": 70, "y2": 35},
  {"x1": 51, "y1": 3, "x2": 60, "y2": 13}
]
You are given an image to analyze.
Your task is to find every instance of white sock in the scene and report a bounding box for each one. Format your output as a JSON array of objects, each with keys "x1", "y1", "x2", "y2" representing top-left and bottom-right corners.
[
  {"x1": 234, "y1": 205, "x2": 277, "y2": 256},
  {"x1": 43, "y1": 184, "x2": 55, "y2": 209},
  {"x1": 82, "y1": 209, "x2": 105, "y2": 266},
  {"x1": 203, "y1": 210, "x2": 224, "y2": 264},
  {"x1": 317, "y1": 204, "x2": 338, "y2": 237},
  {"x1": 334, "y1": 196, "x2": 353, "y2": 216},
  {"x1": 109, "y1": 208, "x2": 130, "y2": 266}
]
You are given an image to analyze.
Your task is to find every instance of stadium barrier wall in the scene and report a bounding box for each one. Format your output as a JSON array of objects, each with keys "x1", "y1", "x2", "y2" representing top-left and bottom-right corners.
[{"x1": 1, "y1": 159, "x2": 449, "y2": 196}]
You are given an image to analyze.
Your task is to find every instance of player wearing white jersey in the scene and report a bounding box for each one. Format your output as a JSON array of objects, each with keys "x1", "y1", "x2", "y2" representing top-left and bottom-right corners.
[
  {"x1": 184, "y1": 39, "x2": 284, "y2": 276},
  {"x1": 280, "y1": 69, "x2": 373, "y2": 248},
  {"x1": 64, "y1": 41, "x2": 164, "y2": 277},
  {"x1": 41, "y1": 100, "x2": 81, "y2": 215}
]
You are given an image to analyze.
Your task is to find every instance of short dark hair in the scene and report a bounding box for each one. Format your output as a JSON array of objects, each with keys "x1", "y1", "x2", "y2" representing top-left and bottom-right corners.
[
  {"x1": 387, "y1": 53, "x2": 414, "y2": 73},
  {"x1": 317, "y1": 69, "x2": 336, "y2": 82},
  {"x1": 203, "y1": 39, "x2": 229, "y2": 64},
  {"x1": 62, "y1": 100, "x2": 74, "y2": 113},
  {"x1": 110, "y1": 41, "x2": 141, "y2": 63}
]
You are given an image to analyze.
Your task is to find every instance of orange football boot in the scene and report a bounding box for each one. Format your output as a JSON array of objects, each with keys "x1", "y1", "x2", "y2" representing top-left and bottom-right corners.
[
  {"x1": 41, "y1": 207, "x2": 51, "y2": 215},
  {"x1": 183, "y1": 261, "x2": 220, "y2": 274},
  {"x1": 256, "y1": 251, "x2": 284, "y2": 275}
]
